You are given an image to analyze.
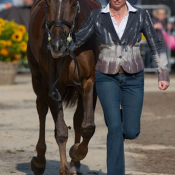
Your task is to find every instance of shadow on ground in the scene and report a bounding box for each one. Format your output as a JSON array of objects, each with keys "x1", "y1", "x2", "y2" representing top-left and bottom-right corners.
[{"x1": 16, "y1": 160, "x2": 107, "y2": 175}]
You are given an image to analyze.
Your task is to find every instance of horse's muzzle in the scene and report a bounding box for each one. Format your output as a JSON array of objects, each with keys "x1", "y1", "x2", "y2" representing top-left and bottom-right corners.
[{"x1": 49, "y1": 39, "x2": 67, "y2": 58}]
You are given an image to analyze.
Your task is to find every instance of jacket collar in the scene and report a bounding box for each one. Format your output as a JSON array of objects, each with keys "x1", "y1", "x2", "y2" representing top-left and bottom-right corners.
[{"x1": 99, "y1": 1, "x2": 137, "y2": 43}]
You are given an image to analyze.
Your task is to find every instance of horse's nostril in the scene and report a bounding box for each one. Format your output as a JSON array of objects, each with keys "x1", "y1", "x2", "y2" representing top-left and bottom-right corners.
[
  {"x1": 51, "y1": 39, "x2": 65, "y2": 52},
  {"x1": 61, "y1": 46, "x2": 66, "y2": 52}
]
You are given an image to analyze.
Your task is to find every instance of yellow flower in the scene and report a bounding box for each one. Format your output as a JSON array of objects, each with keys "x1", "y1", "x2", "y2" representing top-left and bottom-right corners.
[
  {"x1": 17, "y1": 25, "x2": 26, "y2": 34},
  {"x1": 0, "y1": 48, "x2": 9, "y2": 56},
  {"x1": 0, "y1": 27, "x2": 4, "y2": 34},
  {"x1": 0, "y1": 18, "x2": 5, "y2": 27},
  {"x1": 20, "y1": 41, "x2": 27, "y2": 52},
  {"x1": 12, "y1": 31, "x2": 23, "y2": 42},
  {"x1": 6, "y1": 40, "x2": 12, "y2": 47},
  {"x1": 0, "y1": 40, "x2": 7, "y2": 47}
]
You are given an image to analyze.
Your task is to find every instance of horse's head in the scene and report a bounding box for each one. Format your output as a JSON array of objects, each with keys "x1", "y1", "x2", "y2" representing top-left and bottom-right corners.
[{"x1": 45, "y1": 0, "x2": 80, "y2": 58}]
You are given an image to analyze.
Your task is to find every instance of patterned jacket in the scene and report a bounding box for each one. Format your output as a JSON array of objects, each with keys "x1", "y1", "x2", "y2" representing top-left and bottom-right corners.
[{"x1": 73, "y1": 3, "x2": 170, "y2": 81}]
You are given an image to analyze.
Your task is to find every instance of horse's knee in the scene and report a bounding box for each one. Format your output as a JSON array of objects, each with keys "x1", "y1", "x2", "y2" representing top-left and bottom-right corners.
[
  {"x1": 81, "y1": 123, "x2": 96, "y2": 139},
  {"x1": 123, "y1": 130, "x2": 140, "y2": 140},
  {"x1": 55, "y1": 129, "x2": 68, "y2": 143}
]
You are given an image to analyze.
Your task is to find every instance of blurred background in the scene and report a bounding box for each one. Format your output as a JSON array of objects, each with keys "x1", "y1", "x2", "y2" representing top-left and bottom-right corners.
[
  {"x1": 0, "y1": 0, "x2": 34, "y2": 83},
  {"x1": 0, "y1": 1, "x2": 175, "y2": 175}
]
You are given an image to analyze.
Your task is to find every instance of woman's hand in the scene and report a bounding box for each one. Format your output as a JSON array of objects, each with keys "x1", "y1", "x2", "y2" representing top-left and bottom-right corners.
[
  {"x1": 154, "y1": 22, "x2": 163, "y2": 30},
  {"x1": 158, "y1": 81, "x2": 170, "y2": 90}
]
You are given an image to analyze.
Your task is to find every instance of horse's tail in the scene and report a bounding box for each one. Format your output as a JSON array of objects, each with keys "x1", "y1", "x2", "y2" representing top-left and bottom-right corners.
[{"x1": 61, "y1": 86, "x2": 79, "y2": 108}]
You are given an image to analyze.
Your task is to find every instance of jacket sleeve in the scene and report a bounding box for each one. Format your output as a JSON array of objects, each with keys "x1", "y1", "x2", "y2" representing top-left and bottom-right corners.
[
  {"x1": 142, "y1": 10, "x2": 170, "y2": 82},
  {"x1": 71, "y1": 11, "x2": 95, "y2": 50}
]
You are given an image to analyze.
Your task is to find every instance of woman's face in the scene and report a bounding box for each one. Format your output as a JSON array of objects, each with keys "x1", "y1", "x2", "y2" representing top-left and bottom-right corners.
[
  {"x1": 109, "y1": 0, "x2": 126, "y2": 9},
  {"x1": 156, "y1": 9, "x2": 167, "y2": 21}
]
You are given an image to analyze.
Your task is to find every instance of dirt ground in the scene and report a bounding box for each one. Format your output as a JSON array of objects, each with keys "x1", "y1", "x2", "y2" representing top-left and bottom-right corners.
[{"x1": 0, "y1": 73, "x2": 175, "y2": 175}]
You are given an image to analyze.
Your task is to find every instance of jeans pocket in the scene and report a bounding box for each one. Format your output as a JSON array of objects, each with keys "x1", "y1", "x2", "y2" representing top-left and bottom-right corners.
[{"x1": 132, "y1": 70, "x2": 144, "y2": 80}]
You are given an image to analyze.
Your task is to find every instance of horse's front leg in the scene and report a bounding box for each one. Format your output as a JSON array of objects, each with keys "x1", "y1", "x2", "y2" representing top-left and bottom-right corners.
[
  {"x1": 46, "y1": 97, "x2": 69, "y2": 175},
  {"x1": 69, "y1": 77, "x2": 96, "y2": 161},
  {"x1": 30, "y1": 77, "x2": 48, "y2": 175},
  {"x1": 70, "y1": 95, "x2": 84, "y2": 175}
]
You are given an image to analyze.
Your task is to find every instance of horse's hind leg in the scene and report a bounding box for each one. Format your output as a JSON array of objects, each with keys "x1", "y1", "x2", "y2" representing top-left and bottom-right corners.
[
  {"x1": 69, "y1": 77, "x2": 96, "y2": 163},
  {"x1": 30, "y1": 76, "x2": 48, "y2": 175},
  {"x1": 70, "y1": 95, "x2": 84, "y2": 175},
  {"x1": 46, "y1": 98, "x2": 69, "y2": 175}
]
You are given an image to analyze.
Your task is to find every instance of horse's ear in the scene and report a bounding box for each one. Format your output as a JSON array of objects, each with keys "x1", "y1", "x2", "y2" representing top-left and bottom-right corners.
[{"x1": 45, "y1": 0, "x2": 49, "y2": 6}]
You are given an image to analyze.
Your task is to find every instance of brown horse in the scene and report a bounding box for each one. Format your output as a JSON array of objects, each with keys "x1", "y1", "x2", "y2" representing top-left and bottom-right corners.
[{"x1": 27, "y1": 0, "x2": 101, "y2": 174}]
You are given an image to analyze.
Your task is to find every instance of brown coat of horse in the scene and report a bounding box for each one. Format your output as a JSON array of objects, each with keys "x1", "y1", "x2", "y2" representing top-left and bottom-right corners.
[{"x1": 27, "y1": 0, "x2": 101, "y2": 174}]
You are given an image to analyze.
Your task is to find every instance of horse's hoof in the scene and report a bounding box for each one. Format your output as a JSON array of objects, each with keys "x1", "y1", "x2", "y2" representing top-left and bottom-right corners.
[
  {"x1": 70, "y1": 166, "x2": 82, "y2": 175},
  {"x1": 69, "y1": 143, "x2": 88, "y2": 161},
  {"x1": 30, "y1": 157, "x2": 46, "y2": 175}
]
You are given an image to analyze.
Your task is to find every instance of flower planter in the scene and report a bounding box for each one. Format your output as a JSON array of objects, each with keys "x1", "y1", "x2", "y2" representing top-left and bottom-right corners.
[
  {"x1": 0, "y1": 18, "x2": 29, "y2": 76},
  {"x1": 0, "y1": 61, "x2": 19, "y2": 85}
]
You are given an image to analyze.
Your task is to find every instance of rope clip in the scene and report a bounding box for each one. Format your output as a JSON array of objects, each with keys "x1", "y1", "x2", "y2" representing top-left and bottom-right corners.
[{"x1": 67, "y1": 34, "x2": 72, "y2": 43}]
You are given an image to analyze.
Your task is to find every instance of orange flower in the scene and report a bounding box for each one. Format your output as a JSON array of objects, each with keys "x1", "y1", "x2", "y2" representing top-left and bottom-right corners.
[
  {"x1": 13, "y1": 53, "x2": 21, "y2": 60},
  {"x1": 12, "y1": 60, "x2": 18, "y2": 64},
  {"x1": 0, "y1": 48, "x2": 9, "y2": 56}
]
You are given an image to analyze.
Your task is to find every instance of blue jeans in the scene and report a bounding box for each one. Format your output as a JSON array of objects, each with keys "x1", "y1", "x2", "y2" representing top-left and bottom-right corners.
[{"x1": 95, "y1": 70, "x2": 144, "y2": 175}]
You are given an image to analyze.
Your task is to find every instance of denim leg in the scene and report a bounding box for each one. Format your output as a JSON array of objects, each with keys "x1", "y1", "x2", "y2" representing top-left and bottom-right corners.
[
  {"x1": 121, "y1": 71, "x2": 144, "y2": 140},
  {"x1": 95, "y1": 71, "x2": 125, "y2": 175}
]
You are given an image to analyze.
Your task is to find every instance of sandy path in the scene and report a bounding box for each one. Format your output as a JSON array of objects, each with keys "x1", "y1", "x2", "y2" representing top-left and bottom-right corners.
[{"x1": 0, "y1": 73, "x2": 175, "y2": 175}]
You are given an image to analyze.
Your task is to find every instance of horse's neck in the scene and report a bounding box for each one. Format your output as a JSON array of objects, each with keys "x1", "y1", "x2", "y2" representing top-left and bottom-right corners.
[
  {"x1": 73, "y1": 0, "x2": 101, "y2": 31},
  {"x1": 84, "y1": 0, "x2": 101, "y2": 10}
]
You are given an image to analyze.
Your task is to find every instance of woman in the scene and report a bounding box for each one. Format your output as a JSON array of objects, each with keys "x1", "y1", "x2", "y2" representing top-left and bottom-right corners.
[
  {"x1": 153, "y1": 20, "x2": 175, "y2": 50},
  {"x1": 71, "y1": 0, "x2": 170, "y2": 174}
]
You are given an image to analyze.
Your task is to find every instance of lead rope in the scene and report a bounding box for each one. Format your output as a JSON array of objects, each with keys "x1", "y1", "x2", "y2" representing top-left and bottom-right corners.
[
  {"x1": 46, "y1": 1, "x2": 81, "y2": 101},
  {"x1": 48, "y1": 56, "x2": 66, "y2": 102},
  {"x1": 67, "y1": 1, "x2": 81, "y2": 85}
]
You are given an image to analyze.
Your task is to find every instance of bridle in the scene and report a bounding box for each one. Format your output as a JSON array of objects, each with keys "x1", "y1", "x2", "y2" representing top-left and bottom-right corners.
[
  {"x1": 45, "y1": 0, "x2": 80, "y2": 45},
  {"x1": 44, "y1": 0, "x2": 81, "y2": 102}
]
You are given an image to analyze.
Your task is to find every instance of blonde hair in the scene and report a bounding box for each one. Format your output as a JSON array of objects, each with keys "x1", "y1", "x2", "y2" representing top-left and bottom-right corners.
[{"x1": 152, "y1": 8, "x2": 167, "y2": 18}]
